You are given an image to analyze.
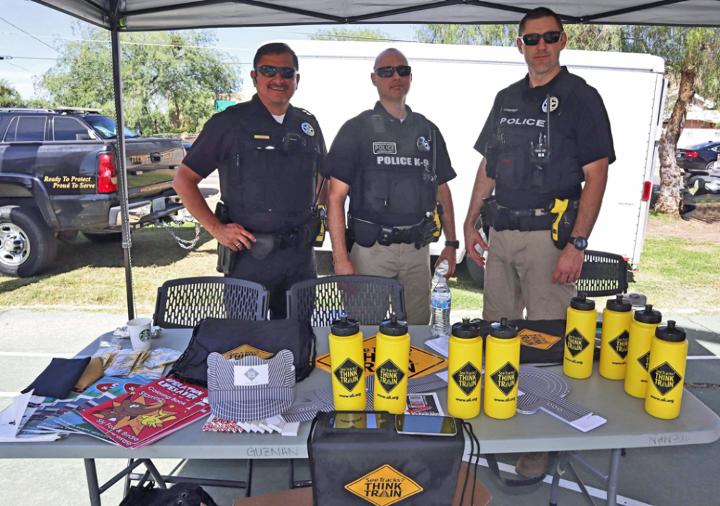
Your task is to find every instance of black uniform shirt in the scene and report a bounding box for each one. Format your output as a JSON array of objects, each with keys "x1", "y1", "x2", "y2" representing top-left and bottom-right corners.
[
  {"x1": 184, "y1": 95, "x2": 326, "y2": 233},
  {"x1": 475, "y1": 67, "x2": 615, "y2": 209},
  {"x1": 325, "y1": 102, "x2": 456, "y2": 226}
]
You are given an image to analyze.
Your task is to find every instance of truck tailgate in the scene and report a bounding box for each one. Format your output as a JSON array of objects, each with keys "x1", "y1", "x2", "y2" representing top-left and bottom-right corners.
[{"x1": 123, "y1": 138, "x2": 184, "y2": 196}]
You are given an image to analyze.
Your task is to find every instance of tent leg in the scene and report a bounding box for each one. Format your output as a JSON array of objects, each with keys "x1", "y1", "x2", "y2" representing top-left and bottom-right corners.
[{"x1": 110, "y1": 4, "x2": 135, "y2": 320}]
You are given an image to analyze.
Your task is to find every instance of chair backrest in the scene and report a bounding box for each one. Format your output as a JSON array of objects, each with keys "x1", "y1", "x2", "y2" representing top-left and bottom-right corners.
[
  {"x1": 576, "y1": 250, "x2": 629, "y2": 297},
  {"x1": 286, "y1": 275, "x2": 406, "y2": 326},
  {"x1": 154, "y1": 276, "x2": 268, "y2": 328}
]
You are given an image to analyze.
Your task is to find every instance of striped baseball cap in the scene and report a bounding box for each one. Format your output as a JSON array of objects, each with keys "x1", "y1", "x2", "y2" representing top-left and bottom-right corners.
[{"x1": 207, "y1": 350, "x2": 296, "y2": 421}]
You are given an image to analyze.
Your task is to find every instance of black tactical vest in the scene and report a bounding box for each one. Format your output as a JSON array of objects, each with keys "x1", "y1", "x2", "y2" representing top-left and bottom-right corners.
[
  {"x1": 350, "y1": 110, "x2": 438, "y2": 227},
  {"x1": 485, "y1": 69, "x2": 585, "y2": 208},
  {"x1": 220, "y1": 99, "x2": 322, "y2": 233}
]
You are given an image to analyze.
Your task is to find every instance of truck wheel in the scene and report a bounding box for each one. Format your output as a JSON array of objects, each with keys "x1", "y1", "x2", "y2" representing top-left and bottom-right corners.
[
  {"x1": 465, "y1": 258, "x2": 485, "y2": 290},
  {"x1": 83, "y1": 230, "x2": 122, "y2": 242},
  {"x1": 0, "y1": 206, "x2": 58, "y2": 277}
]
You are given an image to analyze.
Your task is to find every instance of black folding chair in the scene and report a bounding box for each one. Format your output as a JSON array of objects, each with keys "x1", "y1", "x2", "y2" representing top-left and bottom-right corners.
[
  {"x1": 285, "y1": 275, "x2": 406, "y2": 326},
  {"x1": 133, "y1": 277, "x2": 266, "y2": 497},
  {"x1": 153, "y1": 276, "x2": 268, "y2": 328},
  {"x1": 577, "y1": 250, "x2": 629, "y2": 297}
]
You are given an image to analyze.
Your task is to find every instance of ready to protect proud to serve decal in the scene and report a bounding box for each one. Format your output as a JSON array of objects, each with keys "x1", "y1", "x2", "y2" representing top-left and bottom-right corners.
[
  {"x1": 316, "y1": 335, "x2": 447, "y2": 379},
  {"x1": 345, "y1": 464, "x2": 423, "y2": 506}
]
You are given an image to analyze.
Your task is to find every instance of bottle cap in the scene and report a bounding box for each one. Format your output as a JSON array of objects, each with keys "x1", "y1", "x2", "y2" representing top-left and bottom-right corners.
[
  {"x1": 379, "y1": 314, "x2": 408, "y2": 336},
  {"x1": 451, "y1": 318, "x2": 480, "y2": 339},
  {"x1": 489, "y1": 317, "x2": 518, "y2": 339},
  {"x1": 606, "y1": 294, "x2": 631, "y2": 312},
  {"x1": 330, "y1": 316, "x2": 359, "y2": 337},
  {"x1": 655, "y1": 320, "x2": 686, "y2": 342},
  {"x1": 634, "y1": 304, "x2": 662, "y2": 324},
  {"x1": 570, "y1": 293, "x2": 595, "y2": 311}
]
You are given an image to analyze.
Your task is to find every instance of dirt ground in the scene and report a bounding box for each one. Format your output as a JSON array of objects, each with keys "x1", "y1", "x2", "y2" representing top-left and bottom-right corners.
[{"x1": 647, "y1": 213, "x2": 720, "y2": 243}]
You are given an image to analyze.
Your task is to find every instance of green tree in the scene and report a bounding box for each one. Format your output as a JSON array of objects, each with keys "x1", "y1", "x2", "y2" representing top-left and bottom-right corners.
[
  {"x1": 38, "y1": 25, "x2": 239, "y2": 134},
  {"x1": 620, "y1": 27, "x2": 720, "y2": 213},
  {"x1": 416, "y1": 23, "x2": 720, "y2": 214},
  {"x1": 0, "y1": 79, "x2": 23, "y2": 107},
  {"x1": 311, "y1": 27, "x2": 390, "y2": 41}
]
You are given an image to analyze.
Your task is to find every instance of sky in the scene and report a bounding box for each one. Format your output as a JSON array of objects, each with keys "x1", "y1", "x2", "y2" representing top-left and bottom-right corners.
[{"x1": 0, "y1": 0, "x2": 420, "y2": 99}]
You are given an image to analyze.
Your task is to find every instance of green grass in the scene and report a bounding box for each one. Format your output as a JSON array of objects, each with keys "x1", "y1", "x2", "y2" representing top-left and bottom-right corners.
[{"x1": 1, "y1": 215, "x2": 718, "y2": 315}]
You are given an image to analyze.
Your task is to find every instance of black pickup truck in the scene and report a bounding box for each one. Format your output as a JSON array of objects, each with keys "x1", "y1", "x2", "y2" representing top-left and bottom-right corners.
[{"x1": 0, "y1": 107, "x2": 198, "y2": 277}]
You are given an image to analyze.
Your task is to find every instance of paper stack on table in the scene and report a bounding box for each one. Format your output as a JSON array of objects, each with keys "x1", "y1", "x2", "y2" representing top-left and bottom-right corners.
[
  {"x1": 202, "y1": 415, "x2": 300, "y2": 436},
  {"x1": 0, "y1": 391, "x2": 62, "y2": 442},
  {"x1": 81, "y1": 376, "x2": 210, "y2": 448}
]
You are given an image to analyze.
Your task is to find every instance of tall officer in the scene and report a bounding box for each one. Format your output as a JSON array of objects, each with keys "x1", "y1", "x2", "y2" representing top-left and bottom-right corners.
[
  {"x1": 174, "y1": 42, "x2": 326, "y2": 319},
  {"x1": 326, "y1": 48, "x2": 458, "y2": 325},
  {"x1": 464, "y1": 7, "x2": 615, "y2": 323}
]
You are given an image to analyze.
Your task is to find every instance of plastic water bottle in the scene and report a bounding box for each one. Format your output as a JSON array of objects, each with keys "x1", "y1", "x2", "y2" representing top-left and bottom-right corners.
[{"x1": 430, "y1": 260, "x2": 451, "y2": 338}]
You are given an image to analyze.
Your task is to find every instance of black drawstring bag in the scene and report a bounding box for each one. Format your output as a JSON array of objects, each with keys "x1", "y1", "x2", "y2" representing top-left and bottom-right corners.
[
  {"x1": 308, "y1": 412, "x2": 465, "y2": 506},
  {"x1": 170, "y1": 318, "x2": 315, "y2": 386},
  {"x1": 119, "y1": 482, "x2": 218, "y2": 506}
]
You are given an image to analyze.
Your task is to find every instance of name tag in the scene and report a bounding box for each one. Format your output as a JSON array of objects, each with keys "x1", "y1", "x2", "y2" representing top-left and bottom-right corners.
[{"x1": 234, "y1": 364, "x2": 269, "y2": 386}]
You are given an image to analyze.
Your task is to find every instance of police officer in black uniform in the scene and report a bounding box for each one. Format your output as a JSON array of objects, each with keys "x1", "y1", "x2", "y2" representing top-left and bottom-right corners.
[
  {"x1": 464, "y1": 7, "x2": 615, "y2": 324},
  {"x1": 174, "y1": 43, "x2": 326, "y2": 319},
  {"x1": 463, "y1": 8, "x2": 614, "y2": 478},
  {"x1": 326, "y1": 48, "x2": 457, "y2": 325}
]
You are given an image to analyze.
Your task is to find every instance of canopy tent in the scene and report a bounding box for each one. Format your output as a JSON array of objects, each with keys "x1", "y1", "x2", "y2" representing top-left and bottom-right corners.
[
  {"x1": 30, "y1": 0, "x2": 720, "y2": 318},
  {"x1": 32, "y1": 1, "x2": 720, "y2": 29}
]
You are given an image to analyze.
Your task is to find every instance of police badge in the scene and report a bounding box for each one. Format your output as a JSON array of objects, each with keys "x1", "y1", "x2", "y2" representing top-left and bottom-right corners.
[
  {"x1": 301, "y1": 122, "x2": 315, "y2": 136},
  {"x1": 542, "y1": 96, "x2": 560, "y2": 113},
  {"x1": 416, "y1": 136, "x2": 430, "y2": 152}
]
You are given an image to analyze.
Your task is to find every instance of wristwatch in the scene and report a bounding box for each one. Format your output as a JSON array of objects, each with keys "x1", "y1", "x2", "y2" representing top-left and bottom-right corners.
[
  {"x1": 569, "y1": 236, "x2": 588, "y2": 251},
  {"x1": 445, "y1": 240, "x2": 460, "y2": 248}
]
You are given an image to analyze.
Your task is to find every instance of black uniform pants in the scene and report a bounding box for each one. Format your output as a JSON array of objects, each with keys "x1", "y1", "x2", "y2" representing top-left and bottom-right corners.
[{"x1": 229, "y1": 243, "x2": 317, "y2": 319}]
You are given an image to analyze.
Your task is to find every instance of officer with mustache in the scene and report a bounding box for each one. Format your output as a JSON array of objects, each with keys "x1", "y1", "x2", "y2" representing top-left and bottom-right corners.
[
  {"x1": 326, "y1": 48, "x2": 458, "y2": 325},
  {"x1": 174, "y1": 42, "x2": 326, "y2": 318},
  {"x1": 463, "y1": 7, "x2": 615, "y2": 479}
]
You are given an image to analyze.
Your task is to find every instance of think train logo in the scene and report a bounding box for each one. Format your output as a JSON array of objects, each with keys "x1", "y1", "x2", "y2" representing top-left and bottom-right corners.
[{"x1": 345, "y1": 464, "x2": 423, "y2": 506}]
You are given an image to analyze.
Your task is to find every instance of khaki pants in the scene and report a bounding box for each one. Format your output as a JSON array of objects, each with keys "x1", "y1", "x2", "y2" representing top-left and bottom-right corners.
[
  {"x1": 482, "y1": 228, "x2": 576, "y2": 321},
  {"x1": 350, "y1": 243, "x2": 431, "y2": 325}
]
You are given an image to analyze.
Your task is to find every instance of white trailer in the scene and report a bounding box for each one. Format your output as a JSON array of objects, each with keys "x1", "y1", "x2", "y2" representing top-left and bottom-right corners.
[{"x1": 277, "y1": 40, "x2": 665, "y2": 284}]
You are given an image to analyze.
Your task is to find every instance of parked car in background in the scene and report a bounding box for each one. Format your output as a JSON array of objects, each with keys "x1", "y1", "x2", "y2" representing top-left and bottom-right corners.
[
  {"x1": 676, "y1": 141, "x2": 720, "y2": 175},
  {"x1": 0, "y1": 107, "x2": 212, "y2": 277}
]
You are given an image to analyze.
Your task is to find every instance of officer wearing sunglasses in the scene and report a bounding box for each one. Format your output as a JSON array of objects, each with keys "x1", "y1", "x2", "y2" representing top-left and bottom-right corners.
[
  {"x1": 463, "y1": 5, "x2": 615, "y2": 482},
  {"x1": 465, "y1": 7, "x2": 616, "y2": 346},
  {"x1": 174, "y1": 42, "x2": 326, "y2": 318},
  {"x1": 325, "y1": 48, "x2": 458, "y2": 325}
]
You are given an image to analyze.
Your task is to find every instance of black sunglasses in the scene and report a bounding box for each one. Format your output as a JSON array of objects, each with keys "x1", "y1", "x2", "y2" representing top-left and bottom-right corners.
[
  {"x1": 256, "y1": 65, "x2": 296, "y2": 79},
  {"x1": 520, "y1": 30, "x2": 563, "y2": 46},
  {"x1": 375, "y1": 65, "x2": 412, "y2": 78}
]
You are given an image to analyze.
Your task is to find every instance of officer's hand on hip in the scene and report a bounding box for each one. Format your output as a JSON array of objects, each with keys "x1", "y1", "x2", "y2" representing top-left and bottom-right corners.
[
  {"x1": 333, "y1": 257, "x2": 357, "y2": 276},
  {"x1": 435, "y1": 247, "x2": 457, "y2": 279},
  {"x1": 552, "y1": 245, "x2": 584, "y2": 285},
  {"x1": 463, "y1": 223, "x2": 488, "y2": 267},
  {"x1": 211, "y1": 222, "x2": 256, "y2": 252}
]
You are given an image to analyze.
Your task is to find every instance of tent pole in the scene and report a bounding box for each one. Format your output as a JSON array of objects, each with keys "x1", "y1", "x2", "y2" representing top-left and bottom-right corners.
[{"x1": 110, "y1": 8, "x2": 135, "y2": 320}]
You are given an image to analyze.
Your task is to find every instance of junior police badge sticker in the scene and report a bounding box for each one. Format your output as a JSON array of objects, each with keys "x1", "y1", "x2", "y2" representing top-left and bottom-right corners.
[
  {"x1": 416, "y1": 136, "x2": 430, "y2": 152},
  {"x1": 301, "y1": 122, "x2": 315, "y2": 136},
  {"x1": 542, "y1": 96, "x2": 560, "y2": 113}
]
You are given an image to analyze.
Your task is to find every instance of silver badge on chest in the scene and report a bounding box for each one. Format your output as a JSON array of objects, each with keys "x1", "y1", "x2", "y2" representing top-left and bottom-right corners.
[
  {"x1": 416, "y1": 136, "x2": 431, "y2": 152},
  {"x1": 301, "y1": 122, "x2": 315, "y2": 136},
  {"x1": 542, "y1": 96, "x2": 559, "y2": 113}
]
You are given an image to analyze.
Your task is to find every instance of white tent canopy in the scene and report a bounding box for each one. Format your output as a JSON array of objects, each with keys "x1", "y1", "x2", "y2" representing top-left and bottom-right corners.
[{"x1": 33, "y1": 0, "x2": 720, "y2": 30}]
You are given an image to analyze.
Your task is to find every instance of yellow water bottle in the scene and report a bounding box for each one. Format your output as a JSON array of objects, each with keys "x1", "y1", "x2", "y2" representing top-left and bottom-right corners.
[
  {"x1": 563, "y1": 294, "x2": 597, "y2": 379},
  {"x1": 329, "y1": 316, "x2": 366, "y2": 411},
  {"x1": 624, "y1": 304, "x2": 662, "y2": 398},
  {"x1": 599, "y1": 295, "x2": 632, "y2": 380},
  {"x1": 645, "y1": 321, "x2": 688, "y2": 419},
  {"x1": 483, "y1": 318, "x2": 520, "y2": 420},
  {"x1": 447, "y1": 319, "x2": 482, "y2": 419},
  {"x1": 373, "y1": 315, "x2": 410, "y2": 414}
]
